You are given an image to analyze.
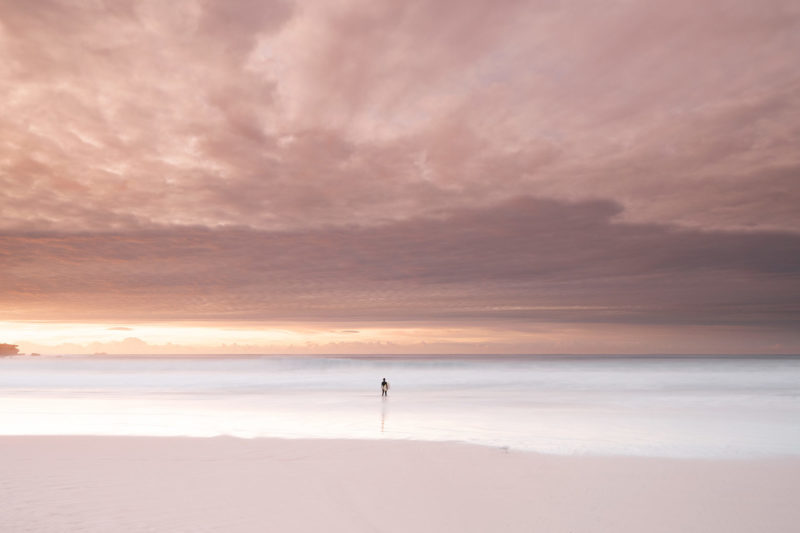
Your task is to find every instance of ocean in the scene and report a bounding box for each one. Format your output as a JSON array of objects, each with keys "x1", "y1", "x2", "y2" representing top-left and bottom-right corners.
[{"x1": 1, "y1": 354, "x2": 798, "y2": 458}]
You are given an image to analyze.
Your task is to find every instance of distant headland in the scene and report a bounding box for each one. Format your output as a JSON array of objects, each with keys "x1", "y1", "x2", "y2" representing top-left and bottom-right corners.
[{"x1": 0, "y1": 343, "x2": 20, "y2": 356}]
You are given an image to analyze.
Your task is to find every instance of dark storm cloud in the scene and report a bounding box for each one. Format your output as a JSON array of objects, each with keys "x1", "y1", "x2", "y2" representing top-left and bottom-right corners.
[{"x1": 2, "y1": 197, "x2": 798, "y2": 326}]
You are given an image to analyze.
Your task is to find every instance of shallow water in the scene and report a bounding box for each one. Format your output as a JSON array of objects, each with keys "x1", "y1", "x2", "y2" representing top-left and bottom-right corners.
[{"x1": 1, "y1": 354, "x2": 799, "y2": 457}]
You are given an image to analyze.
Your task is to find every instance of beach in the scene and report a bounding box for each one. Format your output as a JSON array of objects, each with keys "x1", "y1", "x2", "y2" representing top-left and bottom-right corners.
[
  {"x1": 2, "y1": 436, "x2": 799, "y2": 533},
  {"x1": 2, "y1": 355, "x2": 799, "y2": 531}
]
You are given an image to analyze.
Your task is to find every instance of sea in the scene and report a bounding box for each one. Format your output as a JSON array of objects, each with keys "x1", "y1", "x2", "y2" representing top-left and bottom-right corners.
[{"x1": 1, "y1": 354, "x2": 799, "y2": 458}]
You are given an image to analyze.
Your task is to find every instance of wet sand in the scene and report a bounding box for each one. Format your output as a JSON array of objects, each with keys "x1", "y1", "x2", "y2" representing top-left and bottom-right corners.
[{"x1": 1, "y1": 436, "x2": 798, "y2": 532}]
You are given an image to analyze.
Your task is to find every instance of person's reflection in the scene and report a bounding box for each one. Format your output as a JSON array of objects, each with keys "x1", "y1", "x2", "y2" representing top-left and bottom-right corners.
[{"x1": 381, "y1": 397, "x2": 387, "y2": 433}]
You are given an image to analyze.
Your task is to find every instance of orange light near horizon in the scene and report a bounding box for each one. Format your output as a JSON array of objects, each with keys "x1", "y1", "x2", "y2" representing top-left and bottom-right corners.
[
  {"x1": 0, "y1": 320, "x2": 551, "y2": 355},
  {"x1": 0, "y1": 321, "x2": 315, "y2": 352}
]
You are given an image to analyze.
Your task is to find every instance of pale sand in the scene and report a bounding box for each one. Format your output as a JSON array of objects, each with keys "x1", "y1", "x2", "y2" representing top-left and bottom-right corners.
[{"x1": 1, "y1": 437, "x2": 798, "y2": 533}]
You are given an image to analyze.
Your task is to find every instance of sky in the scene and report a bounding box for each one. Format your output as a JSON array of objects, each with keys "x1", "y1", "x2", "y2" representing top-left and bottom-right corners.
[{"x1": 1, "y1": 0, "x2": 799, "y2": 354}]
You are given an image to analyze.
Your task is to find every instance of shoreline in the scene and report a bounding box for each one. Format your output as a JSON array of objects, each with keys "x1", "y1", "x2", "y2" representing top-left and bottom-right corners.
[
  {"x1": 2, "y1": 432, "x2": 799, "y2": 460},
  {"x1": 2, "y1": 436, "x2": 799, "y2": 532}
]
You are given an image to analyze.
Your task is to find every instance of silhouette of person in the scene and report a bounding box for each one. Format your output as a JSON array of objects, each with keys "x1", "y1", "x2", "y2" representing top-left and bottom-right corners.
[{"x1": 381, "y1": 378, "x2": 389, "y2": 397}]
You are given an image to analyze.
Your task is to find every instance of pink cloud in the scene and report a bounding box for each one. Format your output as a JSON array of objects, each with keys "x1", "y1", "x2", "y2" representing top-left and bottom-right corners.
[
  {"x1": 0, "y1": 0, "x2": 797, "y2": 233},
  {"x1": 0, "y1": 1, "x2": 798, "y2": 351}
]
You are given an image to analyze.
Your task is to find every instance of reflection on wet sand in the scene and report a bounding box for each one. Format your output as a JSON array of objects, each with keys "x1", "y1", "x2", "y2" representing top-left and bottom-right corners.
[{"x1": 381, "y1": 398, "x2": 387, "y2": 433}]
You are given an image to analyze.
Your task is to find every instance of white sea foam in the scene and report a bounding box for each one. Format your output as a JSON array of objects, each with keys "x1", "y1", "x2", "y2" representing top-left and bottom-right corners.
[{"x1": 1, "y1": 354, "x2": 799, "y2": 457}]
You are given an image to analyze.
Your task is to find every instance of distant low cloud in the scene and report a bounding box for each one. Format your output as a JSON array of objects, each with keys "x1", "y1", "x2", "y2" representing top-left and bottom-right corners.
[
  {"x1": 17, "y1": 323, "x2": 800, "y2": 355},
  {"x1": 2, "y1": 197, "x2": 798, "y2": 331},
  {"x1": 107, "y1": 327, "x2": 133, "y2": 331}
]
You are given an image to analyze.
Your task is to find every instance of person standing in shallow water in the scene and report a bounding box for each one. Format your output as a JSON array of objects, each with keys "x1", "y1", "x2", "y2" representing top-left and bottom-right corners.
[{"x1": 381, "y1": 378, "x2": 389, "y2": 397}]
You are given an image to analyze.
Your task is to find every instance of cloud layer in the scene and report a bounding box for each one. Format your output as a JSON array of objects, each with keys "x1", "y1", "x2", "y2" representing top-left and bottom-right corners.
[
  {"x1": 3, "y1": 198, "x2": 798, "y2": 328},
  {"x1": 1, "y1": 1, "x2": 799, "y2": 351},
  {"x1": 1, "y1": 0, "x2": 799, "y2": 233}
]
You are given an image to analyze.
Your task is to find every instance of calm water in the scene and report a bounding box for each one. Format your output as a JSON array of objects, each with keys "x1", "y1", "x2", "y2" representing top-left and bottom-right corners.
[{"x1": 1, "y1": 354, "x2": 799, "y2": 458}]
